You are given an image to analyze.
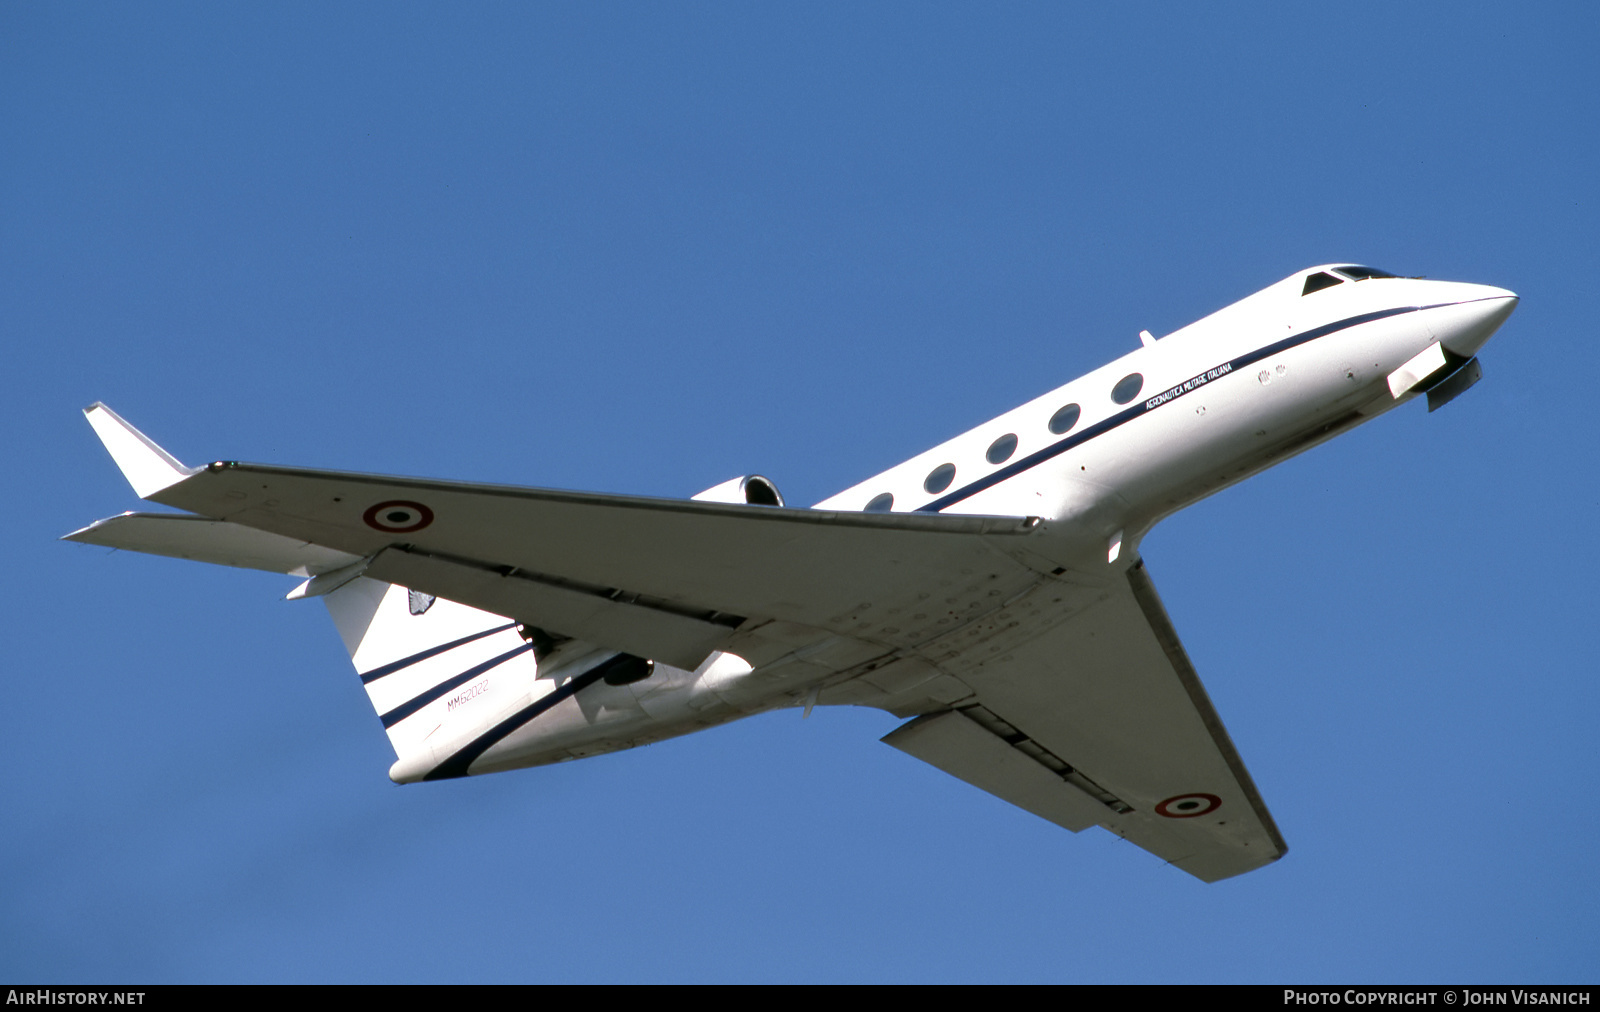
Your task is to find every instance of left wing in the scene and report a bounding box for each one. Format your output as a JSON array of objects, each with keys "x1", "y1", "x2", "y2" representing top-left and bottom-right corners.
[
  {"x1": 77, "y1": 404, "x2": 1048, "y2": 671},
  {"x1": 140, "y1": 471, "x2": 1048, "y2": 672},
  {"x1": 74, "y1": 403, "x2": 1055, "y2": 707}
]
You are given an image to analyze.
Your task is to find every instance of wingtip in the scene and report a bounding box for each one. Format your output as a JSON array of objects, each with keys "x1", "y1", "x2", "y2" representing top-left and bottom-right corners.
[
  {"x1": 82, "y1": 403, "x2": 199, "y2": 499},
  {"x1": 60, "y1": 511, "x2": 137, "y2": 543}
]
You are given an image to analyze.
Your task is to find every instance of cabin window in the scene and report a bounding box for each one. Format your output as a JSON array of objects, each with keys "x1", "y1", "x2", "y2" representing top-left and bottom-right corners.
[
  {"x1": 1111, "y1": 373, "x2": 1144, "y2": 405},
  {"x1": 924, "y1": 463, "x2": 956, "y2": 495},
  {"x1": 865, "y1": 492, "x2": 894, "y2": 512},
  {"x1": 1302, "y1": 272, "x2": 1344, "y2": 295},
  {"x1": 986, "y1": 433, "x2": 1018, "y2": 464},
  {"x1": 1334, "y1": 265, "x2": 1401, "y2": 281},
  {"x1": 1047, "y1": 403, "x2": 1081, "y2": 435}
]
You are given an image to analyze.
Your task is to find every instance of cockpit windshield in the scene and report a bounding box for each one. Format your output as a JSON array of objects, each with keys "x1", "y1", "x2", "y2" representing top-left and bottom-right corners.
[
  {"x1": 1302, "y1": 272, "x2": 1344, "y2": 295},
  {"x1": 1332, "y1": 265, "x2": 1400, "y2": 281}
]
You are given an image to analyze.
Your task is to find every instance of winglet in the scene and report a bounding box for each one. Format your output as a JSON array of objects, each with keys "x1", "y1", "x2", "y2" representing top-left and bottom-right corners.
[{"x1": 83, "y1": 402, "x2": 201, "y2": 499}]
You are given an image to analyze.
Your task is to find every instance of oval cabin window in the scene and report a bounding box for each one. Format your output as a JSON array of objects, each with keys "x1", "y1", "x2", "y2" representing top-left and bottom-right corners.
[
  {"x1": 1048, "y1": 403, "x2": 1081, "y2": 435},
  {"x1": 986, "y1": 433, "x2": 1018, "y2": 464},
  {"x1": 1111, "y1": 373, "x2": 1144, "y2": 405}
]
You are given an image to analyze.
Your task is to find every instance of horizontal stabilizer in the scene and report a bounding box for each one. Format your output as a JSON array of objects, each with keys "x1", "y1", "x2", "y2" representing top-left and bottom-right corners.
[
  {"x1": 83, "y1": 403, "x2": 199, "y2": 499},
  {"x1": 63, "y1": 512, "x2": 362, "y2": 576}
]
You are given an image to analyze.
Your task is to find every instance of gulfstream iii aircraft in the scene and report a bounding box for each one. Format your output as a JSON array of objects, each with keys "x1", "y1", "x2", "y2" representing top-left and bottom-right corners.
[{"x1": 67, "y1": 265, "x2": 1516, "y2": 882}]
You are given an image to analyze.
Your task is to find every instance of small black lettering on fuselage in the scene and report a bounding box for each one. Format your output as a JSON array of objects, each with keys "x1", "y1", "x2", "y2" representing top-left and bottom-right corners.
[{"x1": 447, "y1": 680, "x2": 492, "y2": 712}]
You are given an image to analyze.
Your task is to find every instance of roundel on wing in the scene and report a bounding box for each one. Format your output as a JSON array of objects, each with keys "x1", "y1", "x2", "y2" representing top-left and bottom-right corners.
[
  {"x1": 1155, "y1": 793, "x2": 1221, "y2": 818},
  {"x1": 363, "y1": 500, "x2": 435, "y2": 533}
]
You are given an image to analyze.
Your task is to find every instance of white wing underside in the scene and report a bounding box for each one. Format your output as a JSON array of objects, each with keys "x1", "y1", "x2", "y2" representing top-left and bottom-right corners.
[{"x1": 69, "y1": 408, "x2": 1286, "y2": 881}]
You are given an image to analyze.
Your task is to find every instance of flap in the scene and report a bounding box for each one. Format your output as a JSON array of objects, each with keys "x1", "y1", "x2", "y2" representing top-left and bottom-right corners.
[{"x1": 883, "y1": 709, "x2": 1110, "y2": 832}]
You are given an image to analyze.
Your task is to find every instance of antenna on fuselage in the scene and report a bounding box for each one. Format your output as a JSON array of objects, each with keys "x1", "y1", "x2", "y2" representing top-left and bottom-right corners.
[{"x1": 1139, "y1": 329, "x2": 1157, "y2": 348}]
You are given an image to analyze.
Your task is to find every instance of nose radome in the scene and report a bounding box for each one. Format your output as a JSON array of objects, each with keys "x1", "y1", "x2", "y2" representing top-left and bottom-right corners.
[
  {"x1": 1477, "y1": 284, "x2": 1518, "y2": 302},
  {"x1": 1426, "y1": 285, "x2": 1519, "y2": 358}
]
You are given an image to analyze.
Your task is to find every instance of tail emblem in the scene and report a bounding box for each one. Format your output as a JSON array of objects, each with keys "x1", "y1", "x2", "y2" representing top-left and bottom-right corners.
[{"x1": 407, "y1": 589, "x2": 436, "y2": 615}]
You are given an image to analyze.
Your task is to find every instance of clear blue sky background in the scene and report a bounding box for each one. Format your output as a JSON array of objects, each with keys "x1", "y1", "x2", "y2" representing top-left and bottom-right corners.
[{"x1": 5, "y1": 2, "x2": 1596, "y2": 984}]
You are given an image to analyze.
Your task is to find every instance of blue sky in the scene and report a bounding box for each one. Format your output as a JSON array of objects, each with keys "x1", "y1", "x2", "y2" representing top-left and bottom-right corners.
[{"x1": 5, "y1": 2, "x2": 1597, "y2": 983}]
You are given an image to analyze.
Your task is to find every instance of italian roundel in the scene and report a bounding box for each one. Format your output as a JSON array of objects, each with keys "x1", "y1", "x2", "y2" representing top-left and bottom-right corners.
[
  {"x1": 1155, "y1": 793, "x2": 1222, "y2": 818},
  {"x1": 363, "y1": 500, "x2": 434, "y2": 533}
]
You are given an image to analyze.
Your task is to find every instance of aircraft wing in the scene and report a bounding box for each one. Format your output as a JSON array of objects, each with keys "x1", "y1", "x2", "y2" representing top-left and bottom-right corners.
[
  {"x1": 884, "y1": 560, "x2": 1287, "y2": 882},
  {"x1": 137, "y1": 459, "x2": 1044, "y2": 671}
]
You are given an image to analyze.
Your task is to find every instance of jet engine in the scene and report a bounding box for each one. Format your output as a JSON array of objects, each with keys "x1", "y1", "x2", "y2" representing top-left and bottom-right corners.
[{"x1": 690, "y1": 474, "x2": 784, "y2": 507}]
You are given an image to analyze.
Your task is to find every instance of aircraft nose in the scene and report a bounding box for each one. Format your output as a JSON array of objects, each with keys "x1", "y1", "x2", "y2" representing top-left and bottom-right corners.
[{"x1": 1425, "y1": 285, "x2": 1519, "y2": 358}]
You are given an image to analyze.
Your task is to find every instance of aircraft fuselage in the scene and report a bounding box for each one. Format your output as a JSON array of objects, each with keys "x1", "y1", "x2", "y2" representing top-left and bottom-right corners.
[{"x1": 459, "y1": 266, "x2": 1516, "y2": 777}]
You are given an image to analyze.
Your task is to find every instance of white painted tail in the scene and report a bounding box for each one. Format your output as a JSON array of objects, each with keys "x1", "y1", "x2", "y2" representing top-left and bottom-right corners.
[{"x1": 322, "y1": 578, "x2": 543, "y2": 782}]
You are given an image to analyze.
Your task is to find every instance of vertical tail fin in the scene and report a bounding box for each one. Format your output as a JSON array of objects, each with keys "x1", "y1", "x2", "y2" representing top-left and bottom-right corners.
[{"x1": 323, "y1": 578, "x2": 542, "y2": 782}]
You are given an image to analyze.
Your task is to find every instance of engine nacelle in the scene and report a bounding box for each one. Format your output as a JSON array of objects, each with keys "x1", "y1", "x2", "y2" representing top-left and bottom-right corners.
[{"x1": 690, "y1": 474, "x2": 784, "y2": 507}]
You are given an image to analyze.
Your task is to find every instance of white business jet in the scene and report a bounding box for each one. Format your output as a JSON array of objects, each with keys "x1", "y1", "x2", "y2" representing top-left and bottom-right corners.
[{"x1": 67, "y1": 265, "x2": 1516, "y2": 881}]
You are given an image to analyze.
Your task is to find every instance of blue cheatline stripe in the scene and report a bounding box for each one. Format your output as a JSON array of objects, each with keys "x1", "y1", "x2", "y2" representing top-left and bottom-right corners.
[
  {"x1": 359, "y1": 622, "x2": 518, "y2": 684},
  {"x1": 378, "y1": 641, "x2": 535, "y2": 729},
  {"x1": 423, "y1": 653, "x2": 640, "y2": 781},
  {"x1": 915, "y1": 306, "x2": 1420, "y2": 513}
]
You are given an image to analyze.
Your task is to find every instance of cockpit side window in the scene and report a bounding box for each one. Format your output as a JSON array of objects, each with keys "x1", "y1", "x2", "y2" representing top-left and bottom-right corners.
[
  {"x1": 1302, "y1": 272, "x2": 1344, "y2": 296},
  {"x1": 1333, "y1": 265, "x2": 1401, "y2": 281}
]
